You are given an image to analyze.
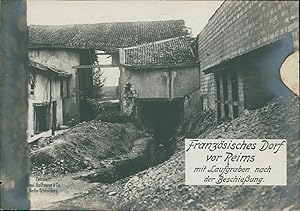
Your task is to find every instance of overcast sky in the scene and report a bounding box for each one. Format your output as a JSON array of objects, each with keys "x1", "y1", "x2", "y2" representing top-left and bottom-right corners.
[
  {"x1": 27, "y1": 0, "x2": 223, "y2": 36},
  {"x1": 27, "y1": 0, "x2": 223, "y2": 86}
]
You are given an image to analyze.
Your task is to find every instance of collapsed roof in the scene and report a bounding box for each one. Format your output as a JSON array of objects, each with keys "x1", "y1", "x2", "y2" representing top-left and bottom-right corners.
[{"x1": 28, "y1": 20, "x2": 190, "y2": 51}]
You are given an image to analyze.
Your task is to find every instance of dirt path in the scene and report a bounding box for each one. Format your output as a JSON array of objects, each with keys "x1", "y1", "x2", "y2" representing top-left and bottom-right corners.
[{"x1": 29, "y1": 172, "x2": 101, "y2": 210}]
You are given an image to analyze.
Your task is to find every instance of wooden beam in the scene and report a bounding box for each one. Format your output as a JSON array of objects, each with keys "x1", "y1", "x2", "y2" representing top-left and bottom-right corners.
[
  {"x1": 72, "y1": 64, "x2": 119, "y2": 69},
  {"x1": 95, "y1": 53, "x2": 112, "y2": 55},
  {"x1": 136, "y1": 97, "x2": 183, "y2": 102}
]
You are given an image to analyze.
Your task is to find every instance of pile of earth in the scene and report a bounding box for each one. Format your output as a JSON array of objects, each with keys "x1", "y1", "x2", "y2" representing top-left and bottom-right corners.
[
  {"x1": 181, "y1": 109, "x2": 216, "y2": 138},
  {"x1": 48, "y1": 96, "x2": 299, "y2": 210},
  {"x1": 199, "y1": 95, "x2": 299, "y2": 141},
  {"x1": 30, "y1": 120, "x2": 148, "y2": 176}
]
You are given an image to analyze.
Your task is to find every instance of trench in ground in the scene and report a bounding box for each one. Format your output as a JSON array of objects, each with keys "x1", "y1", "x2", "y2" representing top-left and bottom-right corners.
[
  {"x1": 83, "y1": 99, "x2": 182, "y2": 183},
  {"x1": 139, "y1": 99, "x2": 182, "y2": 143}
]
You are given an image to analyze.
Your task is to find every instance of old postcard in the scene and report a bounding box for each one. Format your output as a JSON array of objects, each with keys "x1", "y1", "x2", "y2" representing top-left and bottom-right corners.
[{"x1": 0, "y1": 0, "x2": 299, "y2": 210}]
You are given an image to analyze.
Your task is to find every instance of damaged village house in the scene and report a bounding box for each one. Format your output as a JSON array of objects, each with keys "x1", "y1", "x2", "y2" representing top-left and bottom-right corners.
[
  {"x1": 113, "y1": 1, "x2": 299, "y2": 141},
  {"x1": 27, "y1": 0, "x2": 299, "y2": 143},
  {"x1": 2, "y1": 0, "x2": 299, "y2": 209},
  {"x1": 27, "y1": 20, "x2": 195, "y2": 141}
]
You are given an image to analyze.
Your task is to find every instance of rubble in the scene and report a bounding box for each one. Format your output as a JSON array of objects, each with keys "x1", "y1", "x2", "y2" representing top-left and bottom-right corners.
[
  {"x1": 30, "y1": 120, "x2": 147, "y2": 176},
  {"x1": 79, "y1": 137, "x2": 156, "y2": 183},
  {"x1": 199, "y1": 95, "x2": 299, "y2": 141},
  {"x1": 182, "y1": 109, "x2": 216, "y2": 138},
  {"x1": 37, "y1": 96, "x2": 300, "y2": 210}
]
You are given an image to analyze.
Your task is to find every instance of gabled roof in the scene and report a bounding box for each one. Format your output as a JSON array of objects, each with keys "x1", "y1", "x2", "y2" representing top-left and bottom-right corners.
[
  {"x1": 123, "y1": 36, "x2": 198, "y2": 67},
  {"x1": 28, "y1": 20, "x2": 189, "y2": 51},
  {"x1": 29, "y1": 60, "x2": 71, "y2": 78}
]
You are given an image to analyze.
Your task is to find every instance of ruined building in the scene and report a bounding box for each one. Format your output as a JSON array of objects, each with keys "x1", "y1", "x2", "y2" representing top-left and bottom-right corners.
[
  {"x1": 27, "y1": 20, "x2": 190, "y2": 138},
  {"x1": 27, "y1": 1, "x2": 299, "y2": 140},
  {"x1": 197, "y1": 1, "x2": 299, "y2": 120}
]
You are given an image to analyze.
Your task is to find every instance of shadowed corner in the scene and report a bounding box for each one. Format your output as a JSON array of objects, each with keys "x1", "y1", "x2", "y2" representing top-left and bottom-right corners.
[{"x1": 0, "y1": 0, "x2": 30, "y2": 210}]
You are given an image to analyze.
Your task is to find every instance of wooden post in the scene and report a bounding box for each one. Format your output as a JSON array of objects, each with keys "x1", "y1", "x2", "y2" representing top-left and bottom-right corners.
[{"x1": 227, "y1": 71, "x2": 233, "y2": 119}]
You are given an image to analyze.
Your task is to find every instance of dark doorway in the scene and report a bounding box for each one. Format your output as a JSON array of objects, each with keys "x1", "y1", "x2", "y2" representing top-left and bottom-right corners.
[
  {"x1": 78, "y1": 68, "x2": 94, "y2": 121},
  {"x1": 52, "y1": 101, "x2": 57, "y2": 134},
  {"x1": 62, "y1": 99, "x2": 67, "y2": 124},
  {"x1": 78, "y1": 49, "x2": 95, "y2": 121},
  {"x1": 34, "y1": 105, "x2": 49, "y2": 133},
  {"x1": 139, "y1": 99, "x2": 183, "y2": 143}
]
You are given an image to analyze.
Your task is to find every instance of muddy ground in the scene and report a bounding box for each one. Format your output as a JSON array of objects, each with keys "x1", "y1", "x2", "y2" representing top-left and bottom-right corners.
[{"x1": 30, "y1": 96, "x2": 299, "y2": 210}]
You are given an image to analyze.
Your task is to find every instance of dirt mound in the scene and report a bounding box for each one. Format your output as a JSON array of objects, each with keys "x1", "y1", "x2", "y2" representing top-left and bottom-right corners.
[
  {"x1": 30, "y1": 120, "x2": 147, "y2": 176},
  {"x1": 79, "y1": 137, "x2": 156, "y2": 183},
  {"x1": 199, "y1": 95, "x2": 299, "y2": 141},
  {"x1": 182, "y1": 109, "x2": 216, "y2": 138}
]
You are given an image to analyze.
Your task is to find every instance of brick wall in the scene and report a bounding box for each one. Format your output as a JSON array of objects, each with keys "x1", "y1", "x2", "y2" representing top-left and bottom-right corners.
[
  {"x1": 198, "y1": 1, "x2": 299, "y2": 109},
  {"x1": 213, "y1": 33, "x2": 294, "y2": 120}
]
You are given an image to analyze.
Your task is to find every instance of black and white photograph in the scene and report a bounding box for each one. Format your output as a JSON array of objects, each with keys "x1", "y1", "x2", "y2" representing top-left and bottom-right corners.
[{"x1": 0, "y1": 0, "x2": 299, "y2": 210}]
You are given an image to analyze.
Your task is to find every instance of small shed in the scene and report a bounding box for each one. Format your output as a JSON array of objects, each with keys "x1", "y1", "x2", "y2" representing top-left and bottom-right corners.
[{"x1": 119, "y1": 36, "x2": 201, "y2": 138}]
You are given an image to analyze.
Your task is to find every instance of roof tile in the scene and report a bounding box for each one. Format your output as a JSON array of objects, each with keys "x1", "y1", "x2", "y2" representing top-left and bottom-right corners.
[
  {"x1": 28, "y1": 20, "x2": 189, "y2": 50},
  {"x1": 124, "y1": 36, "x2": 197, "y2": 66}
]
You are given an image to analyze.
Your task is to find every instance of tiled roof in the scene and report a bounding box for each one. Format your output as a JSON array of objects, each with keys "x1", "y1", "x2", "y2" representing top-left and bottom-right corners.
[
  {"x1": 124, "y1": 36, "x2": 198, "y2": 66},
  {"x1": 29, "y1": 60, "x2": 71, "y2": 78},
  {"x1": 28, "y1": 20, "x2": 189, "y2": 50}
]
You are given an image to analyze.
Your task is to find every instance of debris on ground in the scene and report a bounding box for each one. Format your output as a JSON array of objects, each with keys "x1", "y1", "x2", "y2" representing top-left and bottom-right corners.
[
  {"x1": 47, "y1": 96, "x2": 299, "y2": 210},
  {"x1": 30, "y1": 120, "x2": 148, "y2": 176},
  {"x1": 79, "y1": 137, "x2": 156, "y2": 183},
  {"x1": 198, "y1": 95, "x2": 299, "y2": 142},
  {"x1": 182, "y1": 109, "x2": 216, "y2": 138}
]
